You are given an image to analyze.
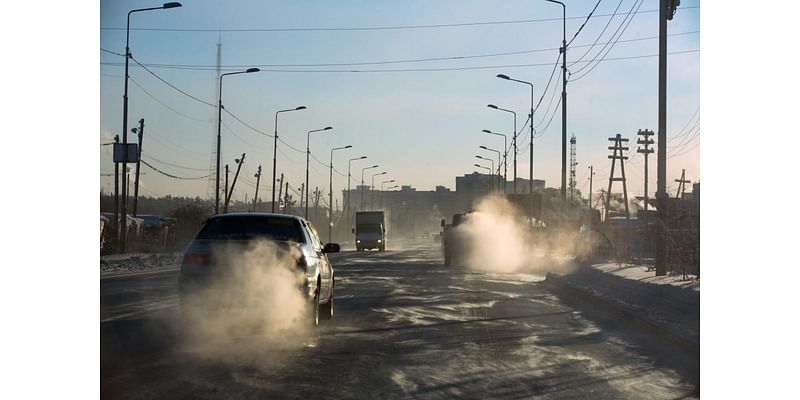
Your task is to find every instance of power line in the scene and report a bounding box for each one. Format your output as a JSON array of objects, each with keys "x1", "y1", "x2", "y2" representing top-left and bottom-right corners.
[
  {"x1": 99, "y1": 31, "x2": 698, "y2": 71},
  {"x1": 129, "y1": 55, "x2": 216, "y2": 107},
  {"x1": 141, "y1": 159, "x2": 212, "y2": 180},
  {"x1": 670, "y1": 107, "x2": 700, "y2": 138},
  {"x1": 129, "y1": 76, "x2": 210, "y2": 123},
  {"x1": 142, "y1": 155, "x2": 208, "y2": 171},
  {"x1": 222, "y1": 108, "x2": 274, "y2": 137},
  {"x1": 571, "y1": 0, "x2": 648, "y2": 81},
  {"x1": 99, "y1": 6, "x2": 698, "y2": 33},
  {"x1": 568, "y1": 0, "x2": 625, "y2": 67},
  {"x1": 567, "y1": 0, "x2": 604, "y2": 47}
]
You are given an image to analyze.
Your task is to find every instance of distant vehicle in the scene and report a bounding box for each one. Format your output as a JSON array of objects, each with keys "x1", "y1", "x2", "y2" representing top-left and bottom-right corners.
[
  {"x1": 178, "y1": 213, "x2": 338, "y2": 326},
  {"x1": 353, "y1": 211, "x2": 386, "y2": 252},
  {"x1": 441, "y1": 212, "x2": 473, "y2": 267}
]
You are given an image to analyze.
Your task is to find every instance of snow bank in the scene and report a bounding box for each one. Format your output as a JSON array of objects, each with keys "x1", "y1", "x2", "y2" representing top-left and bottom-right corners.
[
  {"x1": 100, "y1": 252, "x2": 182, "y2": 276},
  {"x1": 546, "y1": 260, "x2": 700, "y2": 352}
]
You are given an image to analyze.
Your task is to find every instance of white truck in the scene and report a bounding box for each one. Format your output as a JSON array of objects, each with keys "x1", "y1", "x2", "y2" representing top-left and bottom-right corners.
[{"x1": 353, "y1": 211, "x2": 386, "y2": 252}]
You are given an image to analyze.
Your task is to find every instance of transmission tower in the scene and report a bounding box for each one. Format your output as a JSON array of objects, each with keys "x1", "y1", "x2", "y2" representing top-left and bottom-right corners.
[
  {"x1": 637, "y1": 129, "x2": 655, "y2": 212},
  {"x1": 569, "y1": 134, "x2": 577, "y2": 201},
  {"x1": 605, "y1": 133, "x2": 630, "y2": 221}
]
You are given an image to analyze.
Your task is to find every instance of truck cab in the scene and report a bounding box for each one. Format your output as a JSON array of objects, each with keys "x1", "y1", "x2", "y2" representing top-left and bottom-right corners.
[{"x1": 354, "y1": 211, "x2": 386, "y2": 252}]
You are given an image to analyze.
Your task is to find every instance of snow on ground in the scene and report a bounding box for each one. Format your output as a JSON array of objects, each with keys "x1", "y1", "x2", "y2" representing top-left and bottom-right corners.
[
  {"x1": 547, "y1": 258, "x2": 700, "y2": 349},
  {"x1": 100, "y1": 252, "x2": 182, "y2": 276}
]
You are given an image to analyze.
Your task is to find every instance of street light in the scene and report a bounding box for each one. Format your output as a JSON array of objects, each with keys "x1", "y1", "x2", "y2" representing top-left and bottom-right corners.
[
  {"x1": 360, "y1": 165, "x2": 379, "y2": 209},
  {"x1": 271, "y1": 106, "x2": 307, "y2": 212},
  {"x1": 216, "y1": 67, "x2": 260, "y2": 215},
  {"x1": 306, "y1": 126, "x2": 333, "y2": 218},
  {"x1": 482, "y1": 129, "x2": 507, "y2": 194},
  {"x1": 496, "y1": 74, "x2": 535, "y2": 195},
  {"x1": 475, "y1": 155, "x2": 494, "y2": 193},
  {"x1": 329, "y1": 144, "x2": 352, "y2": 242},
  {"x1": 487, "y1": 104, "x2": 517, "y2": 193},
  {"x1": 381, "y1": 179, "x2": 396, "y2": 191},
  {"x1": 479, "y1": 146, "x2": 501, "y2": 175},
  {"x1": 545, "y1": 0, "x2": 569, "y2": 211},
  {"x1": 119, "y1": 2, "x2": 182, "y2": 253},
  {"x1": 371, "y1": 171, "x2": 387, "y2": 209},
  {"x1": 347, "y1": 156, "x2": 367, "y2": 217}
]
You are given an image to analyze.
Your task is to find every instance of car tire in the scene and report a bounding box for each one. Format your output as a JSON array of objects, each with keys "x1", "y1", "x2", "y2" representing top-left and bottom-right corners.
[
  {"x1": 310, "y1": 289, "x2": 320, "y2": 327},
  {"x1": 320, "y1": 283, "x2": 334, "y2": 321}
]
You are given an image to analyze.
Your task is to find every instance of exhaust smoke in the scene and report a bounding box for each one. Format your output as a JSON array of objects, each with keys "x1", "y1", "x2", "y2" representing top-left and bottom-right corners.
[
  {"x1": 177, "y1": 239, "x2": 315, "y2": 357},
  {"x1": 453, "y1": 195, "x2": 582, "y2": 276}
]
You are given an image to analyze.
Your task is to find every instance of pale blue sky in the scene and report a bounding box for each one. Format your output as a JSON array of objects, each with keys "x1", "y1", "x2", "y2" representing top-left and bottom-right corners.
[{"x1": 100, "y1": 0, "x2": 700, "y2": 203}]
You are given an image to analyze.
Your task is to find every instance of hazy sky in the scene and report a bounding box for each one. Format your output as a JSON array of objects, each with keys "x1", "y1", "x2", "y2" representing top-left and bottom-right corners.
[{"x1": 99, "y1": 0, "x2": 700, "y2": 204}]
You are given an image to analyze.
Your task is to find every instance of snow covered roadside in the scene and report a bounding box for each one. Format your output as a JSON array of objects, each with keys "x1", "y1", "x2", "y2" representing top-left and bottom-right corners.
[
  {"x1": 545, "y1": 260, "x2": 700, "y2": 354},
  {"x1": 100, "y1": 252, "x2": 182, "y2": 278}
]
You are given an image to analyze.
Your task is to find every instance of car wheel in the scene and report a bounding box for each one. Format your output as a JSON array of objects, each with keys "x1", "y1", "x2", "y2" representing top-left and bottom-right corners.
[
  {"x1": 310, "y1": 289, "x2": 320, "y2": 327},
  {"x1": 320, "y1": 283, "x2": 334, "y2": 320}
]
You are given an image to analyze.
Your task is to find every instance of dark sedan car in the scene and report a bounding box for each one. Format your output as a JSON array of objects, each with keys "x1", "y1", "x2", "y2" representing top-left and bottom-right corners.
[{"x1": 178, "y1": 213, "x2": 338, "y2": 327}]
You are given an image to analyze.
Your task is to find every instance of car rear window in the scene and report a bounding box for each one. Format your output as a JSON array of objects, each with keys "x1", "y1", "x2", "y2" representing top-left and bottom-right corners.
[{"x1": 196, "y1": 216, "x2": 305, "y2": 243}]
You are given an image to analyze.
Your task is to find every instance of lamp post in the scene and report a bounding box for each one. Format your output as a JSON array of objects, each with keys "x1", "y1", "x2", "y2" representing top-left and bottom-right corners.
[
  {"x1": 272, "y1": 106, "x2": 307, "y2": 212},
  {"x1": 306, "y1": 126, "x2": 333, "y2": 218},
  {"x1": 329, "y1": 145, "x2": 352, "y2": 243},
  {"x1": 482, "y1": 129, "x2": 508, "y2": 194},
  {"x1": 380, "y1": 180, "x2": 395, "y2": 208},
  {"x1": 475, "y1": 156, "x2": 495, "y2": 193},
  {"x1": 474, "y1": 163, "x2": 492, "y2": 194},
  {"x1": 120, "y1": 2, "x2": 182, "y2": 253},
  {"x1": 371, "y1": 171, "x2": 387, "y2": 209},
  {"x1": 487, "y1": 104, "x2": 517, "y2": 193},
  {"x1": 216, "y1": 67, "x2": 260, "y2": 215},
  {"x1": 347, "y1": 156, "x2": 367, "y2": 217},
  {"x1": 360, "y1": 165, "x2": 379, "y2": 210},
  {"x1": 545, "y1": 0, "x2": 568, "y2": 210},
  {"x1": 496, "y1": 74, "x2": 534, "y2": 195}
]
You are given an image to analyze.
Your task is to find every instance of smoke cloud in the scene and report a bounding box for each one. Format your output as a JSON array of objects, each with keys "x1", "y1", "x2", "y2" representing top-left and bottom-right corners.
[
  {"x1": 177, "y1": 239, "x2": 315, "y2": 358},
  {"x1": 452, "y1": 195, "x2": 588, "y2": 276}
]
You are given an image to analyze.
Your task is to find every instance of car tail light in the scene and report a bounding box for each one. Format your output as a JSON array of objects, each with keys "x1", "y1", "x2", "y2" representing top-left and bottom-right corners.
[{"x1": 182, "y1": 253, "x2": 210, "y2": 266}]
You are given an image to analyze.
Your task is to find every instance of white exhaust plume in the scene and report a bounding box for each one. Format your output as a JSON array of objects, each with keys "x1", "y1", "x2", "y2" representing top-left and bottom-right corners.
[
  {"x1": 453, "y1": 195, "x2": 582, "y2": 276},
  {"x1": 177, "y1": 239, "x2": 315, "y2": 358}
]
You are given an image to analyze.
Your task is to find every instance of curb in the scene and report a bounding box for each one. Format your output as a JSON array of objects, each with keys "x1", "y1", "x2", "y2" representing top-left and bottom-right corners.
[{"x1": 544, "y1": 272, "x2": 699, "y2": 356}]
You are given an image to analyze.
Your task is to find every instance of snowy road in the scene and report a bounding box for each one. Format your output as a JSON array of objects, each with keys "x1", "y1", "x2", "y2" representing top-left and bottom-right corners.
[{"x1": 101, "y1": 243, "x2": 699, "y2": 399}]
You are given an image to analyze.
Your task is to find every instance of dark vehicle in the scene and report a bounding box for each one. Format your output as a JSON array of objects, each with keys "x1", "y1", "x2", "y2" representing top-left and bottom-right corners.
[
  {"x1": 354, "y1": 211, "x2": 386, "y2": 251},
  {"x1": 178, "y1": 213, "x2": 339, "y2": 326},
  {"x1": 441, "y1": 212, "x2": 473, "y2": 267}
]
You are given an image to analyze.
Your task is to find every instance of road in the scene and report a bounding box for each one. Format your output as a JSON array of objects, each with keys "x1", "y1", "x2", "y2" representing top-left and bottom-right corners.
[{"x1": 101, "y1": 242, "x2": 699, "y2": 399}]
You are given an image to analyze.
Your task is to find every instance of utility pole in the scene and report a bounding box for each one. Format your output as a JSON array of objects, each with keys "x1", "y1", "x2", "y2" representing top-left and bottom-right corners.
[
  {"x1": 284, "y1": 181, "x2": 290, "y2": 211},
  {"x1": 588, "y1": 165, "x2": 594, "y2": 210},
  {"x1": 657, "y1": 0, "x2": 681, "y2": 276},
  {"x1": 605, "y1": 134, "x2": 630, "y2": 221},
  {"x1": 224, "y1": 153, "x2": 245, "y2": 213},
  {"x1": 675, "y1": 169, "x2": 690, "y2": 199},
  {"x1": 113, "y1": 135, "x2": 120, "y2": 247},
  {"x1": 277, "y1": 173, "x2": 285, "y2": 212},
  {"x1": 132, "y1": 118, "x2": 144, "y2": 216},
  {"x1": 224, "y1": 164, "x2": 229, "y2": 213},
  {"x1": 314, "y1": 187, "x2": 321, "y2": 222},
  {"x1": 637, "y1": 129, "x2": 655, "y2": 212},
  {"x1": 252, "y1": 165, "x2": 261, "y2": 212},
  {"x1": 299, "y1": 183, "x2": 305, "y2": 210},
  {"x1": 569, "y1": 134, "x2": 577, "y2": 202}
]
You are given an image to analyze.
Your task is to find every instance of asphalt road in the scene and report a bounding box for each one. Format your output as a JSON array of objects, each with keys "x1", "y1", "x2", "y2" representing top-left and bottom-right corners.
[{"x1": 101, "y1": 242, "x2": 699, "y2": 399}]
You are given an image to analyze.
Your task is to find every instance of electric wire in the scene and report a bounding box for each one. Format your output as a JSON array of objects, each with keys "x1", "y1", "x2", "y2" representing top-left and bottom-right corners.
[
  {"x1": 141, "y1": 159, "x2": 212, "y2": 180},
  {"x1": 567, "y1": 0, "x2": 604, "y2": 47},
  {"x1": 568, "y1": 0, "x2": 625, "y2": 67}
]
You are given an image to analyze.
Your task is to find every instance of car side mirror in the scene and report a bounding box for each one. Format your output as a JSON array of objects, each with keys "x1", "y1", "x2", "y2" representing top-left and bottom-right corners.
[
  {"x1": 323, "y1": 243, "x2": 340, "y2": 254},
  {"x1": 440, "y1": 218, "x2": 446, "y2": 227}
]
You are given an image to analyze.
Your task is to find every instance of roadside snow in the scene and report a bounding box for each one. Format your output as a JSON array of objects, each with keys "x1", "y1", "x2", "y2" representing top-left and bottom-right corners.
[
  {"x1": 100, "y1": 252, "x2": 182, "y2": 277},
  {"x1": 592, "y1": 261, "x2": 700, "y2": 291}
]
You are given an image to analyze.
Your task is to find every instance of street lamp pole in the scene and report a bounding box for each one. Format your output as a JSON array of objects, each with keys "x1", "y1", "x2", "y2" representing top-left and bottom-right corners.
[
  {"x1": 380, "y1": 180, "x2": 395, "y2": 208},
  {"x1": 496, "y1": 74, "x2": 534, "y2": 194},
  {"x1": 545, "y1": 0, "x2": 568, "y2": 211},
  {"x1": 361, "y1": 165, "x2": 379, "y2": 210},
  {"x1": 475, "y1": 156, "x2": 495, "y2": 193},
  {"x1": 487, "y1": 105, "x2": 516, "y2": 193},
  {"x1": 371, "y1": 171, "x2": 387, "y2": 209},
  {"x1": 347, "y1": 156, "x2": 367, "y2": 219},
  {"x1": 272, "y1": 106, "x2": 306, "y2": 212},
  {"x1": 217, "y1": 68, "x2": 260, "y2": 215},
  {"x1": 306, "y1": 126, "x2": 333, "y2": 218},
  {"x1": 329, "y1": 145, "x2": 352, "y2": 243},
  {"x1": 482, "y1": 129, "x2": 507, "y2": 194},
  {"x1": 120, "y1": 2, "x2": 182, "y2": 253},
  {"x1": 474, "y1": 163, "x2": 492, "y2": 193}
]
